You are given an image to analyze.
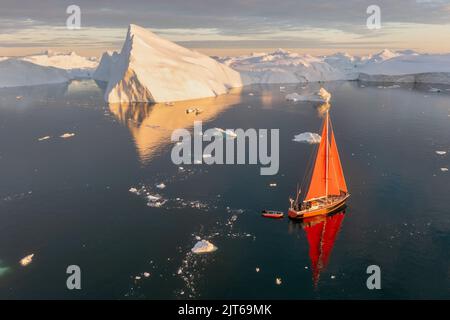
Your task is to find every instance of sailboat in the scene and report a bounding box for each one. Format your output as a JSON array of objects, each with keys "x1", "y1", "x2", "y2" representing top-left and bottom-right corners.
[{"x1": 288, "y1": 110, "x2": 349, "y2": 220}]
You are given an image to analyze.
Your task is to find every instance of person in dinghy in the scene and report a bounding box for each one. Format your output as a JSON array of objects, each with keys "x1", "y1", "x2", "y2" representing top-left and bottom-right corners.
[{"x1": 288, "y1": 109, "x2": 350, "y2": 220}]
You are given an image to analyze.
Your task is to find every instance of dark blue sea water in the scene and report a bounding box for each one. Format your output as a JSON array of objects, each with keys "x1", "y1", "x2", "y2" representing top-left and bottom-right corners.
[{"x1": 0, "y1": 80, "x2": 449, "y2": 299}]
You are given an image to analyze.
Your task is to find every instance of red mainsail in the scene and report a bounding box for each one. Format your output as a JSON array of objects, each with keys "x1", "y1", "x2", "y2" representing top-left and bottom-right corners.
[{"x1": 304, "y1": 112, "x2": 346, "y2": 202}]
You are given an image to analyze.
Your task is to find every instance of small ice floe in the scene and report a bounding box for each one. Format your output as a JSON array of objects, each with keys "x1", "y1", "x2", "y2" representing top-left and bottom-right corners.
[
  {"x1": 156, "y1": 183, "x2": 166, "y2": 189},
  {"x1": 129, "y1": 187, "x2": 139, "y2": 194},
  {"x1": 19, "y1": 254, "x2": 34, "y2": 266},
  {"x1": 38, "y1": 136, "x2": 51, "y2": 141},
  {"x1": 16, "y1": 96, "x2": 23, "y2": 100},
  {"x1": 435, "y1": 151, "x2": 447, "y2": 155},
  {"x1": 255, "y1": 267, "x2": 260, "y2": 273},
  {"x1": 293, "y1": 132, "x2": 321, "y2": 144},
  {"x1": 135, "y1": 276, "x2": 141, "y2": 280},
  {"x1": 143, "y1": 272, "x2": 151, "y2": 278},
  {"x1": 60, "y1": 133, "x2": 75, "y2": 139},
  {"x1": 191, "y1": 240, "x2": 217, "y2": 254},
  {"x1": 331, "y1": 275, "x2": 336, "y2": 279},
  {"x1": 212, "y1": 128, "x2": 237, "y2": 139},
  {"x1": 429, "y1": 87, "x2": 442, "y2": 93},
  {"x1": 286, "y1": 88, "x2": 331, "y2": 103},
  {"x1": 275, "y1": 277, "x2": 282, "y2": 285},
  {"x1": 269, "y1": 183, "x2": 277, "y2": 187},
  {"x1": 440, "y1": 167, "x2": 449, "y2": 172},
  {"x1": 146, "y1": 194, "x2": 166, "y2": 207}
]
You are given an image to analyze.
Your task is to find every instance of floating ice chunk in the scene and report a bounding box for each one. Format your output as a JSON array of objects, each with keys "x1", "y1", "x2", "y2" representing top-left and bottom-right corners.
[
  {"x1": 38, "y1": 136, "x2": 51, "y2": 141},
  {"x1": 293, "y1": 132, "x2": 321, "y2": 144},
  {"x1": 440, "y1": 167, "x2": 449, "y2": 172},
  {"x1": 275, "y1": 277, "x2": 282, "y2": 285},
  {"x1": 129, "y1": 187, "x2": 139, "y2": 194},
  {"x1": 435, "y1": 151, "x2": 447, "y2": 155},
  {"x1": 143, "y1": 272, "x2": 151, "y2": 278},
  {"x1": 156, "y1": 183, "x2": 166, "y2": 189},
  {"x1": 212, "y1": 128, "x2": 237, "y2": 139},
  {"x1": 20, "y1": 254, "x2": 34, "y2": 266},
  {"x1": 331, "y1": 275, "x2": 336, "y2": 279},
  {"x1": 269, "y1": 183, "x2": 277, "y2": 187},
  {"x1": 147, "y1": 194, "x2": 161, "y2": 201},
  {"x1": 191, "y1": 240, "x2": 217, "y2": 254},
  {"x1": 255, "y1": 267, "x2": 260, "y2": 272},
  {"x1": 135, "y1": 276, "x2": 141, "y2": 280},
  {"x1": 60, "y1": 133, "x2": 75, "y2": 139},
  {"x1": 286, "y1": 88, "x2": 331, "y2": 103}
]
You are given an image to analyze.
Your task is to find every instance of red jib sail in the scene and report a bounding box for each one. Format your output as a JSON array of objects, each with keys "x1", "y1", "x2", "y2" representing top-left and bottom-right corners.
[{"x1": 304, "y1": 112, "x2": 346, "y2": 202}]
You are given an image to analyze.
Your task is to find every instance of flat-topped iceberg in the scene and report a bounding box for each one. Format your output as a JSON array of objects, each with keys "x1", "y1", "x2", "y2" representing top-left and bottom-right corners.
[
  {"x1": 21, "y1": 51, "x2": 98, "y2": 79},
  {"x1": 0, "y1": 59, "x2": 69, "y2": 88},
  {"x1": 104, "y1": 24, "x2": 243, "y2": 103}
]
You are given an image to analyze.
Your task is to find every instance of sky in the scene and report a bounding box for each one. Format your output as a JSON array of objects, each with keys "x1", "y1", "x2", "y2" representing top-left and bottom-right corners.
[{"x1": 1, "y1": 0, "x2": 450, "y2": 57}]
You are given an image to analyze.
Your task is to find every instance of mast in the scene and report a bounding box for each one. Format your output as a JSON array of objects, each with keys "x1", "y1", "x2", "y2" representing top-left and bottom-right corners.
[{"x1": 325, "y1": 111, "x2": 329, "y2": 199}]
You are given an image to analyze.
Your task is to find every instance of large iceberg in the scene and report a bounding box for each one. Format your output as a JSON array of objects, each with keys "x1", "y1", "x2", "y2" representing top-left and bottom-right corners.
[
  {"x1": 104, "y1": 24, "x2": 243, "y2": 103},
  {"x1": 21, "y1": 51, "x2": 98, "y2": 79},
  {"x1": 92, "y1": 51, "x2": 119, "y2": 82},
  {"x1": 0, "y1": 59, "x2": 69, "y2": 88},
  {"x1": 220, "y1": 49, "x2": 350, "y2": 84}
]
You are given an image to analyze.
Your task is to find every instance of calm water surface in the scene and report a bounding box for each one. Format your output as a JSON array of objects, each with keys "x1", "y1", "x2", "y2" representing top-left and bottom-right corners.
[{"x1": 0, "y1": 80, "x2": 449, "y2": 299}]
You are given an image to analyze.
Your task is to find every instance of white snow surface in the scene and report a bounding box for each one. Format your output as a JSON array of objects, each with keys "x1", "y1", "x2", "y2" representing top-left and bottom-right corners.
[{"x1": 104, "y1": 24, "x2": 243, "y2": 103}]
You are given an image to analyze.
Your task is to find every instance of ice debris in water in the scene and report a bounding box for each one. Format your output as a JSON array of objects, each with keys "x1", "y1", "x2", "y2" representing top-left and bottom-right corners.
[
  {"x1": 60, "y1": 133, "x2": 75, "y2": 139},
  {"x1": 285, "y1": 88, "x2": 331, "y2": 103},
  {"x1": 191, "y1": 240, "x2": 217, "y2": 254},
  {"x1": 293, "y1": 132, "x2": 321, "y2": 144},
  {"x1": 38, "y1": 136, "x2": 51, "y2": 141},
  {"x1": 435, "y1": 151, "x2": 447, "y2": 155},
  {"x1": 20, "y1": 254, "x2": 34, "y2": 266},
  {"x1": 156, "y1": 182, "x2": 166, "y2": 189},
  {"x1": 276, "y1": 278, "x2": 282, "y2": 285},
  {"x1": 440, "y1": 167, "x2": 449, "y2": 172}
]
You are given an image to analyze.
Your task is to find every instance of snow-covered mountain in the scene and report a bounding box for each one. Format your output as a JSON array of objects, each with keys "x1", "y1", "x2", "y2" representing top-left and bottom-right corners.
[{"x1": 104, "y1": 24, "x2": 243, "y2": 103}]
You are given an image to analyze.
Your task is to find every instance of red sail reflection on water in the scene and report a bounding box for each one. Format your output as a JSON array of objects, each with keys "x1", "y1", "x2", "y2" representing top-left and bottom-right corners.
[{"x1": 300, "y1": 210, "x2": 345, "y2": 287}]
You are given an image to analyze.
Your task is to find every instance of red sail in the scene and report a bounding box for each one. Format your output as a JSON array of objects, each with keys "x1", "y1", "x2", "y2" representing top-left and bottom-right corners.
[
  {"x1": 304, "y1": 113, "x2": 342, "y2": 201},
  {"x1": 304, "y1": 116, "x2": 328, "y2": 201},
  {"x1": 329, "y1": 128, "x2": 348, "y2": 194}
]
